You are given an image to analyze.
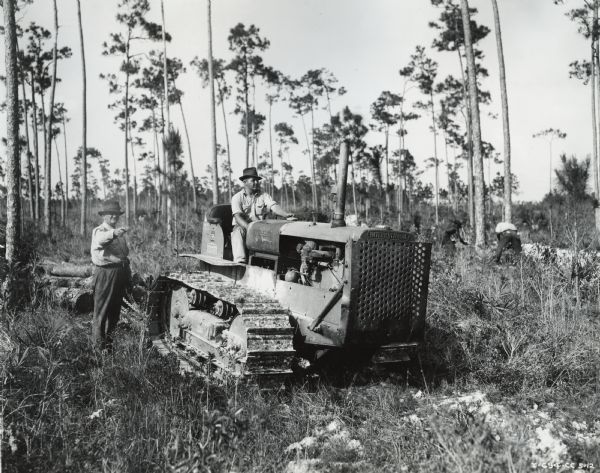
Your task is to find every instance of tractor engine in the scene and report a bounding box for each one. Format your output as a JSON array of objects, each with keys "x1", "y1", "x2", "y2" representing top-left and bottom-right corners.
[{"x1": 243, "y1": 220, "x2": 431, "y2": 350}]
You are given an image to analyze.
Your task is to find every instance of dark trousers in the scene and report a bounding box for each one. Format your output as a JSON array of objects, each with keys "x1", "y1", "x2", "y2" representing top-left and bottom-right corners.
[
  {"x1": 495, "y1": 232, "x2": 522, "y2": 263},
  {"x1": 92, "y1": 265, "x2": 129, "y2": 348}
]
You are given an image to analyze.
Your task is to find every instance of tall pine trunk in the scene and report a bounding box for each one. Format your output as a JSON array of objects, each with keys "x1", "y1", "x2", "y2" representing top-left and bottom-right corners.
[
  {"x1": 244, "y1": 68, "x2": 250, "y2": 168},
  {"x1": 62, "y1": 117, "x2": 69, "y2": 224},
  {"x1": 30, "y1": 75, "x2": 40, "y2": 220},
  {"x1": 384, "y1": 126, "x2": 390, "y2": 211},
  {"x1": 219, "y1": 90, "x2": 233, "y2": 201},
  {"x1": 430, "y1": 91, "x2": 439, "y2": 225},
  {"x1": 251, "y1": 79, "x2": 257, "y2": 168},
  {"x1": 76, "y1": 0, "x2": 87, "y2": 235},
  {"x1": 160, "y1": 0, "x2": 173, "y2": 239},
  {"x1": 398, "y1": 119, "x2": 404, "y2": 221},
  {"x1": 310, "y1": 106, "x2": 318, "y2": 209},
  {"x1": 288, "y1": 150, "x2": 296, "y2": 208},
  {"x1": 279, "y1": 144, "x2": 288, "y2": 207},
  {"x1": 124, "y1": 34, "x2": 131, "y2": 227},
  {"x1": 178, "y1": 100, "x2": 197, "y2": 210},
  {"x1": 54, "y1": 138, "x2": 65, "y2": 226},
  {"x1": 491, "y1": 0, "x2": 512, "y2": 223},
  {"x1": 350, "y1": 153, "x2": 358, "y2": 216},
  {"x1": 44, "y1": 0, "x2": 59, "y2": 236},
  {"x1": 207, "y1": 0, "x2": 219, "y2": 205},
  {"x1": 153, "y1": 120, "x2": 160, "y2": 212},
  {"x1": 21, "y1": 78, "x2": 35, "y2": 219},
  {"x1": 457, "y1": 48, "x2": 475, "y2": 227},
  {"x1": 443, "y1": 133, "x2": 452, "y2": 208},
  {"x1": 152, "y1": 108, "x2": 162, "y2": 214},
  {"x1": 160, "y1": 97, "x2": 167, "y2": 223},
  {"x1": 268, "y1": 100, "x2": 275, "y2": 196},
  {"x1": 4, "y1": 0, "x2": 21, "y2": 264},
  {"x1": 595, "y1": 16, "x2": 600, "y2": 199},
  {"x1": 460, "y1": 0, "x2": 485, "y2": 246},
  {"x1": 594, "y1": 1, "x2": 600, "y2": 232},
  {"x1": 40, "y1": 88, "x2": 47, "y2": 203},
  {"x1": 466, "y1": 114, "x2": 474, "y2": 226},
  {"x1": 129, "y1": 123, "x2": 138, "y2": 219},
  {"x1": 301, "y1": 114, "x2": 317, "y2": 208}
]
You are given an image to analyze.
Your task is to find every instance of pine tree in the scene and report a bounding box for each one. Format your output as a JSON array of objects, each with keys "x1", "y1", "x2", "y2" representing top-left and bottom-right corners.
[
  {"x1": 460, "y1": 0, "x2": 486, "y2": 246},
  {"x1": 4, "y1": 0, "x2": 21, "y2": 264},
  {"x1": 76, "y1": 0, "x2": 88, "y2": 235}
]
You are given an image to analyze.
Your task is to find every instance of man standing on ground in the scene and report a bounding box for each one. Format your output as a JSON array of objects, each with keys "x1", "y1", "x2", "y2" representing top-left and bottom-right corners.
[
  {"x1": 231, "y1": 167, "x2": 294, "y2": 263},
  {"x1": 91, "y1": 200, "x2": 131, "y2": 349}
]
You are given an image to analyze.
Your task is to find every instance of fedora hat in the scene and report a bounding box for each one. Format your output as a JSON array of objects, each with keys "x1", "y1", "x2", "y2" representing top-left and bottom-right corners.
[
  {"x1": 239, "y1": 167, "x2": 262, "y2": 181},
  {"x1": 98, "y1": 200, "x2": 125, "y2": 216}
]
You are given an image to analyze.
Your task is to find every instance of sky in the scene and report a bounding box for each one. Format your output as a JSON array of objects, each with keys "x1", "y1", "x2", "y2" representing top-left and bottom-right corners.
[{"x1": 0, "y1": 0, "x2": 592, "y2": 202}]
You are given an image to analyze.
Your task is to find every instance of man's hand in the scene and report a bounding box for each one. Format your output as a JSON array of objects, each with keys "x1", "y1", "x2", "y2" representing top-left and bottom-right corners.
[
  {"x1": 234, "y1": 213, "x2": 249, "y2": 229},
  {"x1": 114, "y1": 228, "x2": 128, "y2": 238}
]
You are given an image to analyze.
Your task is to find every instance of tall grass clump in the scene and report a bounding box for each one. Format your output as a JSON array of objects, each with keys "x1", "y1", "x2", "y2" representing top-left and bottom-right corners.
[
  {"x1": 425, "y1": 247, "x2": 600, "y2": 396},
  {"x1": 1, "y1": 304, "x2": 252, "y2": 473}
]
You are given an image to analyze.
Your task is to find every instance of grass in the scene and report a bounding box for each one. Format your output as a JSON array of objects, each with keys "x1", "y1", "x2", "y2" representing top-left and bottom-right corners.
[{"x1": 1, "y1": 216, "x2": 600, "y2": 472}]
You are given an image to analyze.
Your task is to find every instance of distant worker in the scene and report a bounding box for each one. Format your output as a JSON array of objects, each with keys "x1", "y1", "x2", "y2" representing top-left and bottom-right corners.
[
  {"x1": 345, "y1": 214, "x2": 359, "y2": 227},
  {"x1": 441, "y1": 218, "x2": 468, "y2": 254},
  {"x1": 231, "y1": 167, "x2": 294, "y2": 264},
  {"x1": 494, "y1": 221, "x2": 522, "y2": 263},
  {"x1": 411, "y1": 213, "x2": 422, "y2": 234},
  {"x1": 91, "y1": 200, "x2": 131, "y2": 350}
]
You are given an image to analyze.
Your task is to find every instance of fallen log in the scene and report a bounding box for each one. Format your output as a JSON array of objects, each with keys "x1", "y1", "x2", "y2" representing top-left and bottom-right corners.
[
  {"x1": 49, "y1": 263, "x2": 93, "y2": 278},
  {"x1": 53, "y1": 287, "x2": 94, "y2": 313},
  {"x1": 41, "y1": 275, "x2": 93, "y2": 289},
  {"x1": 48, "y1": 284, "x2": 148, "y2": 315}
]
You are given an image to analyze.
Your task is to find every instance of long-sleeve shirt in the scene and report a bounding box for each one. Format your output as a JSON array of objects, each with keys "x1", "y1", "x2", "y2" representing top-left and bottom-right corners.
[{"x1": 91, "y1": 222, "x2": 129, "y2": 266}]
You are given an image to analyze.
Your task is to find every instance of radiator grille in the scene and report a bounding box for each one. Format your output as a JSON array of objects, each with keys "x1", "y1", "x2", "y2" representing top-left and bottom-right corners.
[{"x1": 349, "y1": 238, "x2": 431, "y2": 343}]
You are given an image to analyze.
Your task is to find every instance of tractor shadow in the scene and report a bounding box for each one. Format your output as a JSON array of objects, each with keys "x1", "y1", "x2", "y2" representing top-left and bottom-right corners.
[{"x1": 286, "y1": 322, "x2": 467, "y2": 391}]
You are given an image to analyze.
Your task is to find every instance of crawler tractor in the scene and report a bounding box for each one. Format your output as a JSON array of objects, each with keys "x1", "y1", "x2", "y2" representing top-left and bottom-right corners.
[{"x1": 154, "y1": 143, "x2": 432, "y2": 378}]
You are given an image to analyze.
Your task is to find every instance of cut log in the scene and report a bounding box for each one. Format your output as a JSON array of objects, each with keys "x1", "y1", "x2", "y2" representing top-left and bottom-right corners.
[
  {"x1": 42, "y1": 275, "x2": 93, "y2": 288},
  {"x1": 50, "y1": 263, "x2": 93, "y2": 278},
  {"x1": 53, "y1": 287, "x2": 94, "y2": 313}
]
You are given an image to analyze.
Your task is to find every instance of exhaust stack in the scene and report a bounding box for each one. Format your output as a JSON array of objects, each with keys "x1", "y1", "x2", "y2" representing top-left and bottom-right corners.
[{"x1": 331, "y1": 141, "x2": 349, "y2": 228}]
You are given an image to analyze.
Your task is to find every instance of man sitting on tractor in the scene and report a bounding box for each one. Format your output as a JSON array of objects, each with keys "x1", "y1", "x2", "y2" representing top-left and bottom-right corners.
[{"x1": 231, "y1": 167, "x2": 294, "y2": 263}]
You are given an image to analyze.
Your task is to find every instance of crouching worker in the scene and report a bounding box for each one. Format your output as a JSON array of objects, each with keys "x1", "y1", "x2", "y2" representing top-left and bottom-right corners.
[
  {"x1": 441, "y1": 218, "x2": 469, "y2": 255},
  {"x1": 494, "y1": 221, "x2": 522, "y2": 263},
  {"x1": 231, "y1": 167, "x2": 294, "y2": 264},
  {"x1": 91, "y1": 200, "x2": 131, "y2": 350}
]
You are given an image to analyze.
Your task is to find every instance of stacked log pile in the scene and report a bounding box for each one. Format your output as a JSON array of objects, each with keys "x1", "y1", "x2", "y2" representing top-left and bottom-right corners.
[
  {"x1": 38, "y1": 260, "x2": 150, "y2": 314},
  {"x1": 39, "y1": 261, "x2": 95, "y2": 313}
]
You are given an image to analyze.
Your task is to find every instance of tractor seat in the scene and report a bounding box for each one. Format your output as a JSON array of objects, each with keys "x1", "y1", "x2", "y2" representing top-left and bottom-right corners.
[{"x1": 206, "y1": 204, "x2": 233, "y2": 235}]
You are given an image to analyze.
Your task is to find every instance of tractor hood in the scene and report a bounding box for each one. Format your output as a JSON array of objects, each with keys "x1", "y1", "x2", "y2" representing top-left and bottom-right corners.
[
  {"x1": 246, "y1": 220, "x2": 416, "y2": 255},
  {"x1": 278, "y1": 221, "x2": 370, "y2": 243}
]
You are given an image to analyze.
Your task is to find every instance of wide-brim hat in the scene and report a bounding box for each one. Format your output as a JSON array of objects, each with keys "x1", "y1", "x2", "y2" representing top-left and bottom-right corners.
[
  {"x1": 98, "y1": 200, "x2": 125, "y2": 216},
  {"x1": 239, "y1": 167, "x2": 262, "y2": 182}
]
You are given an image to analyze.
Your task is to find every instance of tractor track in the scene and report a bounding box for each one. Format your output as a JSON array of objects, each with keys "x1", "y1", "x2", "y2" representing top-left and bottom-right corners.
[{"x1": 154, "y1": 271, "x2": 297, "y2": 380}]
